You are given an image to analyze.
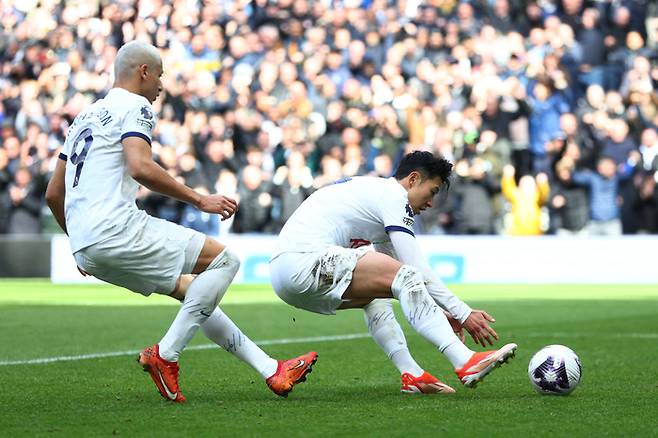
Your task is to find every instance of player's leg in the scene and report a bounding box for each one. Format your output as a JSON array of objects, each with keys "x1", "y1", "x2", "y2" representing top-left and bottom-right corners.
[
  {"x1": 343, "y1": 252, "x2": 473, "y2": 369},
  {"x1": 172, "y1": 240, "x2": 317, "y2": 397},
  {"x1": 363, "y1": 299, "x2": 422, "y2": 375},
  {"x1": 363, "y1": 299, "x2": 455, "y2": 394},
  {"x1": 137, "y1": 236, "x2": 240, "y2": 402},
  {"x1": 346, "y1": 252, "x2": 516, "y2": 388},
  {"x1": 200, "y1": 307, "x2": 317, "y2": 397},
  {"x1": 157, "y1": 237, "x2": 239, "y2": 362}
]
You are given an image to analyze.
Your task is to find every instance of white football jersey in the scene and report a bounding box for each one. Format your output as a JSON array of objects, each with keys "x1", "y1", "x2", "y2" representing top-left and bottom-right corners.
[
  {"x1": 61, "y1": 88, "x2": 156, "y2": 252},
  {"x1": 273, "y1": 176, "x2": 415, "y2": 256}
]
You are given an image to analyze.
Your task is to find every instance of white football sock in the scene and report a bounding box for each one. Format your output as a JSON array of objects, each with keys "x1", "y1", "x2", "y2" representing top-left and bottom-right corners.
[
  {"x1": 159, "y1": 248, "x2": 239, "y2": 362},
  {"x1": 364, "y1": 299, "x2": 424, "y2": 376},
  {"x1": 391, "y1": 265, "x2": 473, "y2": 369},
  {"x1": 201, "y1": 308, "x2": 278, "y2": 379}
]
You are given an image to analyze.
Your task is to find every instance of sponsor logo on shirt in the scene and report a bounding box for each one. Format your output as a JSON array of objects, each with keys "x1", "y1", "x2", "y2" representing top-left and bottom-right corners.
[
  {"x1": 136, "y1": 106, "x2": 154, "y2": 130},
  {"x1": 349, "y1": 238, "x2": 371, "y2": 248},
  {"x1": 136, "y1": 119, "x2": 153, "y2": 130},
  {"x1": 403, "y1": 203, "x2": 414, "y2": 227}
]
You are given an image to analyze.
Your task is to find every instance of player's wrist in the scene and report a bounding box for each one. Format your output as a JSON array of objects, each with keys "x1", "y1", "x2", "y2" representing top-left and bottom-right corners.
[
  {"x1": 458, "y1": 308, "x2": 473, "y2": 325},
  {"x1": 192, "y1": 191, "x2": 204, "y2": 209}
]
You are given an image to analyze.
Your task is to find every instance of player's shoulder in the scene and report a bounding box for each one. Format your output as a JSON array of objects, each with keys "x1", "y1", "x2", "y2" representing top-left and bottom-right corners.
[
  {"x1": 105, "y1": 88, "x2": 153, "y2": 114},
  {"x1": 378, "y1": 177, "x2": 408, "y2": 202},
  {"x1": 325, "y1": 176, "x2": 404, "y2": 202},
  {"x1": 349, "y1": 175, "x2": 396, "y2": 191},
  {"x1": 348, "y1": 176, "x2": 408, "y2": 209}
]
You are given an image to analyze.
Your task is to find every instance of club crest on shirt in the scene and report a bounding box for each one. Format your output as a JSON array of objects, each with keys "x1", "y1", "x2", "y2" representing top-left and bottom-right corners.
[{"x1": 405, "y1": 203, "x2": 414, "y2": 217}]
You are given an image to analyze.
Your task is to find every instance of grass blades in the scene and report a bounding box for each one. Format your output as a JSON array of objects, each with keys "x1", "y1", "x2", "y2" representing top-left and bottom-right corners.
[{"x1": 1, "y1": 281, "x2": 657, "y2": 436}]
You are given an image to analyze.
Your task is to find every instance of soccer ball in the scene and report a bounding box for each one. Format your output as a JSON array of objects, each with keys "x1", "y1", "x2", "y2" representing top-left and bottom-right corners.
[{"x1": 528, "y1": 345, "x2": 582, "y2": 395}]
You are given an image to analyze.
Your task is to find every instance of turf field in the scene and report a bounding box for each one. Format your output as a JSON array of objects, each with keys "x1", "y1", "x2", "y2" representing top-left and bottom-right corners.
[{"x1": 1, "y1": 280, "x2": 657, "y2": 437}]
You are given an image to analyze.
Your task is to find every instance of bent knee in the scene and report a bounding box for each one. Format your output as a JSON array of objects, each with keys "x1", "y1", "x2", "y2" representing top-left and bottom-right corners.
[
  {"x1": 221, "y1": 248, "x2": 240, "y2": 276},
  {"x1": 396, "y1": 265, "x2": 424, "y2": 288}
]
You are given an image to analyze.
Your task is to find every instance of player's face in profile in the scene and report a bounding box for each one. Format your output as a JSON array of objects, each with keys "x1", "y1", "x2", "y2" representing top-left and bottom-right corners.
[
  {"x1": 144, "y1": 62, "x2": 163, "y2": 103},
  {"x1": 408, "y1": 175, "x2": 443, "y2": 214}
]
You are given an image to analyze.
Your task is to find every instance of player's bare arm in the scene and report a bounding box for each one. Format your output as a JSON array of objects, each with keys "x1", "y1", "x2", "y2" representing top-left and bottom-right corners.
[
  {"x1": 45, "y1": 156, "x2": 68, "y2": 235},
  {"x1": 45, "y1": 156, "x2": 90, "y2": 277},
  {"x1": 122, "y1": 136, "x2": 237, "y2": 220}
]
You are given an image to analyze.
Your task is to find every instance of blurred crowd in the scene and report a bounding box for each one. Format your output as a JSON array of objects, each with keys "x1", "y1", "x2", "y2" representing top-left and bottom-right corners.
[{"x1": 1, "y1": 0, "x2": 658, "y2": 237}]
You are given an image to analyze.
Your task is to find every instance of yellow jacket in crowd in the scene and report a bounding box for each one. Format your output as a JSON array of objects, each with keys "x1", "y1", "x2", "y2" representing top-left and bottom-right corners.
[{"x1": 501, "y1": 166, "x2": 551, "y2": 236}]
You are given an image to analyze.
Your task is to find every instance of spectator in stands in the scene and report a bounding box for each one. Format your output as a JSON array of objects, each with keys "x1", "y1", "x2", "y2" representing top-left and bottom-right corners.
[
  {"x1": 0, "y1": 0, "x2": 656, "y2": 235},
  {"x1": 549, "y1": 157, "x2": 589, "y2": 235},
  {"x1": 630, "y1": 172, "x2": 658, "y2": 233},
  {"x1": 479, "y1": 84, "x2": 531, "y2": 149},
  {"x1": 628, "y1": 128, "x2": 658, "y2": 233},
  {"x1": 234, "y1": 164, "x2": 273, "y2": 233},
  {"x1": 501, "y1": 164, "x2": 550, "y2": 235},
  {"x1": 452, "y1": 157, "x2": 499, "y2": 235},
  {"x1": 0, "y1": 148, "x2": 11, "y2": 233},
  {"x1": 527, "y1": 75, "x2": 570, "y2": 174},
  {"x1": 558, "y1": 112, "x2": 596, "y2": 168},
  {"x1": 3, "y1": 136, "x2": 21, "y2": 175},
  {"x1": 201, "y1": 139, "x2": 240, "y2": 190},
  {"x1": 600, "y1": 119, "x2": 638, "y2": 166},
  {"x1": 576, "y1": 8, "x2": 606, "y2": 98},
  {"x1": 572, "y1": 155, "x2": 638, "y2": 235},
  {"x1": 487, "y1": 0, "x2": 516, "y2": 34},
  {"x1": 313, "y1": 155, "x2": 344, "y2": 188},
  {"x1": 7, "y1": 167, "x2": 42, "y2": 234},
  {"x1": 178, "y1": 153, "x2": 206, "y2": 190},
  {"x1": 638, "y1": 128, "x2": 658, "y2": 175},
  {"x1": 271, "y1": 151, "x2": 314, "y2": 232}
]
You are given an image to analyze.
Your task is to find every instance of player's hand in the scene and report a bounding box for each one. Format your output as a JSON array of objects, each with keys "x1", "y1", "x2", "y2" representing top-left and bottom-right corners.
[
  {"x1": 462, "y1": 309, "x2": 499, "y2": 346},
  {"x1": 198, "y1": 194, "x2": 238, "y2": 220},
  {"x1": 443, "y1": 310, "x2": 465, "y2": 342}
]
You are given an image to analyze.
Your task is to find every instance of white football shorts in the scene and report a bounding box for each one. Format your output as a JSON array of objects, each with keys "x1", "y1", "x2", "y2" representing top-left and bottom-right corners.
[
  {"x1": 269, "y1": 245, "x2": 372, "y2": 315},
  {"x1": 73, "y1": 215, "x2": 206, "y2": 296}
]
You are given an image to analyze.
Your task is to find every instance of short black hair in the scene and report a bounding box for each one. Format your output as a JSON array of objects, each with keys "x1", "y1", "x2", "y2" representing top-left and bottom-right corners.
[{"x1": 394, "y1": 151, "x2": 453, "y2": 188}]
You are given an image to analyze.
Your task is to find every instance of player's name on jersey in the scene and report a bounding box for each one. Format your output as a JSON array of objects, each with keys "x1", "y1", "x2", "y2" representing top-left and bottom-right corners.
[{"x1": 73, "y1": 108, "x2": 114, "y2": 128}]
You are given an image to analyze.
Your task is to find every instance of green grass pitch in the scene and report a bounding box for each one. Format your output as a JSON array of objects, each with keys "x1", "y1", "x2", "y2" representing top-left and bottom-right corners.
[{"x1": 1, "y1": 280, "x2": 657, "y2": 437}]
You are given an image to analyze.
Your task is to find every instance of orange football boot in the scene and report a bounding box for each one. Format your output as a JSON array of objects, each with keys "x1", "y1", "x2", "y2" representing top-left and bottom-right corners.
[
  {"x1": 455, "y1": 343, "x2": 517, "y2": 388},
  {"x1": 137, "y1": 344, "x2": 186, "y2": 403},
  {"x1": 266, "y1": 351, "x2": 318, "y2": 397},
  {"x1": 400, "y1": 371, "x2": 456, "y2": 394}
]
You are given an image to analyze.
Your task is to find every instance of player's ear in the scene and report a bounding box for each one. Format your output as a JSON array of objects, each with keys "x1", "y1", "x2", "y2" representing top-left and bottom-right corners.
[
  {"x1": 410, "y1": 170, "x2": 421, "y2": 185},
  {"x1": 139, "y1": 63, "x2": 148, "y2": 79}
]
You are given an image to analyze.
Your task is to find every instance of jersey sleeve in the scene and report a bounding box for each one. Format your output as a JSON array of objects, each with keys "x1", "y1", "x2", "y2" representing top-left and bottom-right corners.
[
  {"x1": 60, "y1": 136, "x2": 71, "y2": 161},
  {"x1": 60, "y1": 115, "x2": 81, "y2": 160},
  {"x1": 120, "y1": 101, "x2": 156, "y2": 145},
  {"x1": 379, "y1": 192, "x2": 416, "y2": 237}
]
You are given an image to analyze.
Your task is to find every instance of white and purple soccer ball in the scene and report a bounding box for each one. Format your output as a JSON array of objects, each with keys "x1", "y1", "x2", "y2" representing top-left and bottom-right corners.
[{"x1": 528, "y1": 345, "x2": 582, "y2": 395}]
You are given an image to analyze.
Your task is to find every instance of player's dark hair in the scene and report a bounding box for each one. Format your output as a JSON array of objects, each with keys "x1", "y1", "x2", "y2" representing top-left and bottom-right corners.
[{"x1": 394, "y1": 151, "x2": 453, "y2": 188}]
